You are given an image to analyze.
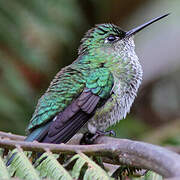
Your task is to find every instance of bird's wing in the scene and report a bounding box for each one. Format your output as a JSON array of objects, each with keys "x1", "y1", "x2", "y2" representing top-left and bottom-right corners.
[
  {"x1": 27, "y1": 65, "x2": 85, "y2": 131},
  {"x1": 26, "y1": 66, "x2": 114, "y2": 143}
]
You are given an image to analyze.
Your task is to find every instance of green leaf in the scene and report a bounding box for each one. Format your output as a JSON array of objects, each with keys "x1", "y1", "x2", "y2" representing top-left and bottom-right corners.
[
  {"x1": 71, "y1": 154, "x2": 86, "y2": 179},
  {"x1": 0, "y1": 156, "x2": 10, "y2": 179},
  {"x1": 144, "y1": 171, "x2": 163, "y2": 180},
  {"x1": 8, "y1": 149, "x2": 40, "y2": 180},
  {"x1": 77, "y1": 152, "x2": 113, "y2": 180},
  {"x1": 36, "y1": 152, "x2": 72, "y2": 180}
]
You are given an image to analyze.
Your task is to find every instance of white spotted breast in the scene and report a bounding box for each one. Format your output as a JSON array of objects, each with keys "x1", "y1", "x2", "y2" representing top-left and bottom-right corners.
[{"x1": 87, "y1": 51, "x2": 143, "y2": 134}]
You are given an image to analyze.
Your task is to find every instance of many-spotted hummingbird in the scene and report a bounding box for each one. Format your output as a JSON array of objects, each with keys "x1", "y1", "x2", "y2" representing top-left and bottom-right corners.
[{"x1": 7, "y1": 13, "x2": 169, "y2": 165}]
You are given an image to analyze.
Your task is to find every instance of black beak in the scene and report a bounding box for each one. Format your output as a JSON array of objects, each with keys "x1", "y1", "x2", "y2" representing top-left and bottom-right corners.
[{"x1": 125, "y1": 13, "x2": 170, "y2": 37}]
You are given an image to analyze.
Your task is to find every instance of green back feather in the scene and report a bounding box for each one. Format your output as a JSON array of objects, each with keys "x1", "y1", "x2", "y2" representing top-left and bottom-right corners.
[{"x1": 28, "y1": 57, "x2": 114, "y2": 131}]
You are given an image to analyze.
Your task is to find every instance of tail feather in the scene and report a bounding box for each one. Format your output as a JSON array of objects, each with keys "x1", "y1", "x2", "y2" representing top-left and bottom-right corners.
[
  {"x1": 25, "y1": 122, "x2": 51, "y2": 142},
  {"x1": 42, "y1": 110, "x2": 91, "y2": 144},
  {"x1": 6, "y1": 122, "x2": 51, "y2": 166},
  {"x1": 6, "y1": 89, "x2": 101, "y2": 166}
]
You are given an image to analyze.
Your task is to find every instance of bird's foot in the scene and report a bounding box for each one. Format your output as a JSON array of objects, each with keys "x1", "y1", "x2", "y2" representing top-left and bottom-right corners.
[
  {"x1": 80, "y1": 129, "x2": 116, "y2": 145},
  {"x1": 97, "y1": 129, "x2": 116, "y2": 137}
]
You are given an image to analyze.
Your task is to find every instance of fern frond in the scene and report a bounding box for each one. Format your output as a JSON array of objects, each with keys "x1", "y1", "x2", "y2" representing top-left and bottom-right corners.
[
  {"x1": 0, "y1": 156, "x2": 10, "y2": 179},
  {"x1": 143, "y1": 171, "x2": 163, "y2": 180},
  {"x1": 70, "y1": 154, "x2": 87, "y2": 179},
  {"x1": 7, "y1": 149, "x2": 40, "y2": 180},
  {"x1": 70, "y1": 152, "x2": 113, "y2": 180},
  {"x1": 36, "y1": 152, "x2": 72, "y2": 180}
]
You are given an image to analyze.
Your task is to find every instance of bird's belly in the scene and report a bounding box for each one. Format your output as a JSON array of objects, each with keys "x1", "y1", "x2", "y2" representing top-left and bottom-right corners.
[{"x1": 87, "y1": 92, "x2": 132, "y2": 134}]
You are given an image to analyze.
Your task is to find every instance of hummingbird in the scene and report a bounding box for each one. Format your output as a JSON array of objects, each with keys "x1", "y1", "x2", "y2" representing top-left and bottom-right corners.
[
  {"x1": 25, "y1": 13, "x2": 169, "y2": 144},
  {"x1": 7, "y1": 13, "x2": 169, "y2": 165}
]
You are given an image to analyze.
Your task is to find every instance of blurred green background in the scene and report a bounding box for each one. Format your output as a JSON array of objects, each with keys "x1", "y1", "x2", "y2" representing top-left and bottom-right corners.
[{"x1": 0, "y1": 0, "x2": 180, "y2": 146}]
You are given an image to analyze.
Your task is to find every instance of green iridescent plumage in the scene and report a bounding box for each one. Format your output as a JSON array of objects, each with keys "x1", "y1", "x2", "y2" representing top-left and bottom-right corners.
[
  {"x1": 6, "y1": 14, "x2": 169, "y2": 166},
  {"x1": 25, "y1": 14, "x2": 169, "y2": 138},
  {"x1": 28, "y1": 59, "x2": 114, "y2": 131},
  {"x1": 27, "y1": 23, "x2": 128, "y2": 132},
  {"x1": 26, "y1": 22, "x2": 143, "y2": 137}
]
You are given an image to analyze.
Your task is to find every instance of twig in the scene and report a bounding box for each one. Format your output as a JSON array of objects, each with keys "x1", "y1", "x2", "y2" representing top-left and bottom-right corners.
[
  {"x1": 0, "y1": 134, "x2": 180, "y2": 178},
  {"x1": 0, "y1": 131, "x2": 25, "y2": 141},
  {"x1": 1, "y1": 131, "x2": 180, "y2": 154}
]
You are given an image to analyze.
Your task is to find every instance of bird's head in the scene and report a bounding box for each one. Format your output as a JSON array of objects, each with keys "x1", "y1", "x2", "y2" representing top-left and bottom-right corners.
[
  {"x1": 78, "y1": 23, "x2": 127, "y2": 55},
  {"x1": 78, "y1": 14, "x2": 169, "y2": 57}
]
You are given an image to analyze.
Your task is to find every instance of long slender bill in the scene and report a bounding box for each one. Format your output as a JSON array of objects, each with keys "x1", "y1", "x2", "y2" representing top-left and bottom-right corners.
[{"x1": 126, "y1": 13, "x2": 170, "y2": 37}]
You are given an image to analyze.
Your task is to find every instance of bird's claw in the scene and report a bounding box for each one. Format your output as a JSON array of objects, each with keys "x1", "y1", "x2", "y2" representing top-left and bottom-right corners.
[
  {"x1": 80, "y1": 129, "x2": 116, "y2": 145},
  {"x1": 97, "y1": 129, "x2": 116, "y2": 137}
]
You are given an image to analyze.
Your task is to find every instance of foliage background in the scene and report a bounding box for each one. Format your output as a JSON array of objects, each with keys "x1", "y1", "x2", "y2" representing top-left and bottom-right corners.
[{"x1": 0, "y1": 0, "x2": 180, "y2": 148}]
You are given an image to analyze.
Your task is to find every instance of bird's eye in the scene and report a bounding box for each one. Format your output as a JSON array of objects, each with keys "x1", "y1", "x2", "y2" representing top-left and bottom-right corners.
[{"x1": 107, "y1": 35, "x2": 117, "y2": 42}]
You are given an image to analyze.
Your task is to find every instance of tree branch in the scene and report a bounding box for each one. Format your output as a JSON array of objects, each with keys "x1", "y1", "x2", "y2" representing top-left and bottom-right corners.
[
  {"x1": 0, "y1": 131, "x2": 25, "y2": 141},
  {"x1": 0, "y1": 132, "x2": 180, "y2": 178},
  {"x1": 95, "y1": 136, "x2": 180, "y2": 178}
]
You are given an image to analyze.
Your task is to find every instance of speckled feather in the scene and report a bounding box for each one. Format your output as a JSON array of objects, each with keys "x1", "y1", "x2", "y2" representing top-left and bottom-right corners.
[
  {"x1": 7, "y1": 15, "x2": 170, "y2": 165},
  {"x1": 27, "y1": 23, "x2": 142, "y2": 142},
  {"x1": 27, "y1": 61, "x2": 114, "y2": 132}
]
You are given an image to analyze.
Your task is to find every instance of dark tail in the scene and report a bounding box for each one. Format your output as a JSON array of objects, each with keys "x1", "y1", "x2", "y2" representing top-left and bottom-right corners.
[
  {"x1": 6, "y1": 122, "x2": 51, "y2": 166},
  {"x1": 6, "y1": 90, "x2": 99, "y2": 166}
]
